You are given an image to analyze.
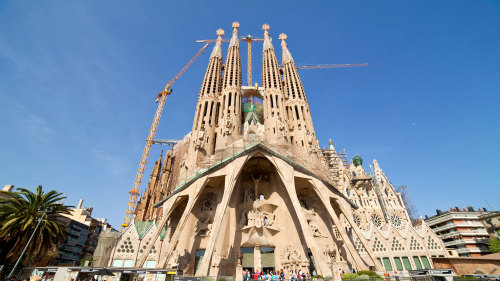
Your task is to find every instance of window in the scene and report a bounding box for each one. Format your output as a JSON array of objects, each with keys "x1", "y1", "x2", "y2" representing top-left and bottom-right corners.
[
  {"x1": 195, "y1": 249, "x2": 206, "y2": 273},
  {"x1": 402, "y1": 257, "x2": 412, "y2": 271},
  {"x1": 124, "y1": 259, "x2": 133, "y2": 267},
  {"x1": 146, "y1": 260, "x2": 156, "y2": 268},
  {"x1": 420, "y1": 256, "x2": 431, "y2": 269},
  {"x1": 393, "y1": 257, "x2": 403, "y2": 271},
  {"x1": 413, "y1": 256, "x2": 423, "y2": 270},
  {"x1": 383, "y1": 257, "x2": 393, "y2": 271},
  {"x1": 112, "y1": 259, "x2": 123, "y2": 267}
]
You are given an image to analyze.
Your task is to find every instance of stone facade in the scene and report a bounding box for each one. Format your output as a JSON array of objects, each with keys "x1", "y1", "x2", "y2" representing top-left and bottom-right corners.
[{"x1": 108, "y1": 22, "x2": 448, "y2": 277}]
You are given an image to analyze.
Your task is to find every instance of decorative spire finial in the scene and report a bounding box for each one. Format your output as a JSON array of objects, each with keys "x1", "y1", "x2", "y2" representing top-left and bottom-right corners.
[
  {"x1": 210, "y1": 28, "x2": 224, "y2": 58},
  {"x1": 262, "y1": 24, "x2": 273, "y2": 50},
  {"x1": 216, "y1": 28, "x2": 225, "y2": 37},
  {"x1": 229, "y1": 22, "x2": 240, "y2": 47},
  {"x1": 280, "y1": 33, "x2": 294, "y2": 64}
]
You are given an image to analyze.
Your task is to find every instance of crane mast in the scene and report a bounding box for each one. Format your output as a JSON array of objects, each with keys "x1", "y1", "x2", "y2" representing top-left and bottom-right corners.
[{"x1": 121, "y1": 42, "x2": 210, "y2": 230}]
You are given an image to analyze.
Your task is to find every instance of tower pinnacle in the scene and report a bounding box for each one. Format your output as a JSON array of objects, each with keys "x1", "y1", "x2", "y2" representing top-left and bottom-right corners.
[
  {"x1": 229, "y1": 21, "x2": 240, "y2": 47},
  {"x1": 210, "y1": 29, "x2": 225, "y2": 59},
  {"x1": 262, "y1": 24, "x2": 273, "y2": 50},
  {"x1": 279, "y1": 33, "x2": 294, "y2": 64}
]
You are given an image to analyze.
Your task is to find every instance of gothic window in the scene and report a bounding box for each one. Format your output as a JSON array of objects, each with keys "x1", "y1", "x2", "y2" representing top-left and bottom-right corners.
[
  {"x1": 353, "y1": 215, "x2": 361, "y2": 227},
  {"x1": 390, "y1": 214, "x2": 403, "y2": 229},
  {"x1": 410, "y1": 236, "x2": 424, "y2": 251},
  {"x1": 391, "y1": 237, "x2": 405, "y2": 252},
  {"x1": 354, "y1": 237, "x2": 366, "y2": 253},
  {"x1": 200, "y1": 198, "x2": 214, "y2": 211},
  {"x1": 427, "y1": 237, "x2": 441, "y2": 250},
  {"x1": 370, "y1": 214, "x2": 382, "y2": 228},
  {"x1": 372, "y1": 237, "x2": 386, "y2": 252},
  {"x1": 117, "y1": 237, "x2": 135, "y2": 254}
]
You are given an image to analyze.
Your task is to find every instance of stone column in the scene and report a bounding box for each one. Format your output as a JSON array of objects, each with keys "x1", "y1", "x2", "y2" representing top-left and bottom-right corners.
[{"x1": 254, "y1": 245, "x2": 262, "y2": 272}]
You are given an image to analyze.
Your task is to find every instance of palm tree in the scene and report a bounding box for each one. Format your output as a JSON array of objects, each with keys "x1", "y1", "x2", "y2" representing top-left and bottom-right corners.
[{"x1": 0, "y1": 185, "x2": 73, "y2": 266}]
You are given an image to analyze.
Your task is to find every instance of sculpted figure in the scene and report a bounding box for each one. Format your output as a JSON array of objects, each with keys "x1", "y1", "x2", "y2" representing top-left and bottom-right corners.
[
  {"x1": 195, "y1": 126, "x2": 205, "y2": 149},
  {"x1": 224, "y1": 117, "x2": 233, "y2": 136}
]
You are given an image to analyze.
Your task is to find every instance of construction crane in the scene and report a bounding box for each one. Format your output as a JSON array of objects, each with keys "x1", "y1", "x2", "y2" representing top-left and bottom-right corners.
[
  {"x1": 296, "y1": 63, "x2": 369, "y2": 69},
  {"x1": 240, "y1": 35, "x2": 264, "y2": 86},
  {"x1": 152, "y1": 139, "x2": 181, "y2": 146},
  {"x1": 197, "y1": 37, "x2": 368, "y2": 86},
  {"x1": 121, "y1": 41, "x2": 211, "y2": 230}
]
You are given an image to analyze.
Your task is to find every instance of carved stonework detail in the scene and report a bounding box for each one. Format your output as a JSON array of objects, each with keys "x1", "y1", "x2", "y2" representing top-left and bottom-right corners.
[
  {"x1": 280, "y1": 244, "x2": 309, "y2": 272},
  {"x1": 195, "y1": 126, "x2": 205, "y2": 150},
  {"x1": 224, "y1": 117, "x2": 233, "y2": 136}
]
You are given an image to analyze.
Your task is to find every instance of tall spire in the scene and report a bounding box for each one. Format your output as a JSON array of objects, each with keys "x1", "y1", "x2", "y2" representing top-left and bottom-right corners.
[
  {"x1": 261, "y1": 24, "x2": 287, "y2": 141},
  {"x1": 217, "y1": 21, "x2": 243, "y2": 147},
  {"x1": 210, "y1": 28, "x2": 224, "y2": 59},
  {"x1": 189, "y1": 28, "x2": 225, "y2": 161},
  {"x1": 280, "y1": 33, "x2": 317, "y2": 154}
]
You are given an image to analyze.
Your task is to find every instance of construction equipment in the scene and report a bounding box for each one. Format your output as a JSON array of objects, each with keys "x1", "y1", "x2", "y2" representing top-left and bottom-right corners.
[
  {"x1": 121, "y1": 42, "x2": 211, "y2": 230},
  {"x1": 197, "y1": 36, "x2": 264, "y2": 86},
  {"x1": 297, "y1": 63, "x2": 369, "y2": 69},
  {"x1": 197, "y1": 38, "x2": 368, "y2": 85},
  {"x1": 152, "y1": 139, "x2": 181, "y2": 146},
  {"x1": 241, "y1": 35, "x2": 264, "y2": 86}
]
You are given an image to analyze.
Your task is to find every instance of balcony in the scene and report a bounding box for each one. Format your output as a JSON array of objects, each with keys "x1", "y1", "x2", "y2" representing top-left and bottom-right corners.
[
  {"x1": 457, "y1": 248, "x2": 488, "y2": 254},
  {"x1": 453, "y1": 222, "x2": 484, "y2": 227},
  {"x1": 426, "y1": 213, "x2": 482, "y2": 226},
  {"x1": 460, "y1": 229, "x2": 489, "y2": 235},
  {"x1": 444, "y1": 238, "x2": 489, "y2": 247},
  {"x1": 444, "y1": 239, "x2": 464, "y2": 246},
  {"x1": 432, "y1": 223, "x2": 457, "y2": 232},
  {"x1": 439, "y1": 231, "x2": 460, "y2": 239}
]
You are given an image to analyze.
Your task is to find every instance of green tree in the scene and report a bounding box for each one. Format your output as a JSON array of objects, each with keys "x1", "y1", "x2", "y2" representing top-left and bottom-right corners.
[
  {"x1": 488, "y1": 231, "x2": 500, "y2": 253},
  {"x1": 0, "y1": 185, "x2": 73, "y2": 266}
]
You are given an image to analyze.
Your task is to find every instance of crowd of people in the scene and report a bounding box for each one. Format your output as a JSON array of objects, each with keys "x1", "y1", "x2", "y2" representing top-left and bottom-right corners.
[{"x1": 243, "y1": 269, "x2": 312, "y2": 281}]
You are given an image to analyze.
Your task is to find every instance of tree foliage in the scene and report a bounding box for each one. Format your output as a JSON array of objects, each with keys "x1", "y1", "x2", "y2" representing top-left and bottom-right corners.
[
  {"x1": 488, "y1": 231, "x2": 500, "y2": 253},
  {"x1": 0, "y1": 185, "x2": 73, "y2": 266}
]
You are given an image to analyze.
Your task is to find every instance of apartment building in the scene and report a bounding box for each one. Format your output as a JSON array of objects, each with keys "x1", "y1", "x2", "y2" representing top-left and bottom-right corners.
[{"x1": 425, "y1": 207, "x2": 491, "y2": 257}]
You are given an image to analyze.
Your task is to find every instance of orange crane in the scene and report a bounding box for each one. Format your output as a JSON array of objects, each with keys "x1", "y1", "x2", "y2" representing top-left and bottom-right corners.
[{"x1": 121, "y1": 41, "x2": 211, "y2": 230}]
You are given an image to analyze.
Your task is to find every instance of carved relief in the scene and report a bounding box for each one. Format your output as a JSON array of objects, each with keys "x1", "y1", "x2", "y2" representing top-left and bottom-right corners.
[
  {"x1": 195, "y1": 126, "x2": 205, "y2": 150},
  {"x1": 280, "y1": 244, "x2": 309, "y2": 271},
  {"x1": 224, "y1": 117, "x2": 233, "y2": 136}
]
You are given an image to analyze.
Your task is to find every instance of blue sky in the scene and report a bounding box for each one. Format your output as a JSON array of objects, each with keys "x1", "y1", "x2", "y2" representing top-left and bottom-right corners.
[{"x1": 1, "y1": 1, "x2": 499, "y2": 227}]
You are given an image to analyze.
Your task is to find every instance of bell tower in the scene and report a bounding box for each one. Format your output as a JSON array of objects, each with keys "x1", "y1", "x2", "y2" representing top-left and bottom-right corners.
[
  {"x1": 261, "y1": 24, "x2": 288, "y2": 141},
  {"x1": 217, "y1": 22, "x2": 243, "y2": 148},
  {"x1": 280, "y1": 33, "x2": 318, "y2": 154},
  {"x1": 189, "y1": 28, "x2": 225, "y2": 163}
]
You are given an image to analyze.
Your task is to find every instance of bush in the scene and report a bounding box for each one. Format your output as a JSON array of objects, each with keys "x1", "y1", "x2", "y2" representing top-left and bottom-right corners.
[
  {"x1": 356, "y1": 271, "x2": 381, "y2": 278},
  {"x1": 341, "y1": 273, "x2": 358, "y2": 280},
  {"x1": 357, "y1": 275, "x2": 370, "y2": 280}
]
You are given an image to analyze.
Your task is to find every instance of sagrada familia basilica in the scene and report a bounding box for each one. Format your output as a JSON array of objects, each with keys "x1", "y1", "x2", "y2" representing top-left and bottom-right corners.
[{"x1": 104, "y1": 22, "x2": 448, "y2": 277}]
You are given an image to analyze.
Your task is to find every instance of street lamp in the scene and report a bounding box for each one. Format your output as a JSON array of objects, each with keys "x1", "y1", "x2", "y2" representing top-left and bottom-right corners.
[{"x1": 6, "y1": 207, "x2": 50, "y2": 281}]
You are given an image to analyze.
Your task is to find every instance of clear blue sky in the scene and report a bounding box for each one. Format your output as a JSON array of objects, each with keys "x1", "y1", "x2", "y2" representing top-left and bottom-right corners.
[{"x1": 1, "y1": 1, "x2": 499, "y2": 227}]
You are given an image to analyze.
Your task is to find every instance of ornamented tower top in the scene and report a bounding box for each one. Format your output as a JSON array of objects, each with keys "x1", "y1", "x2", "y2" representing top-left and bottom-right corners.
[{"x1": 280, "y1": 33, "x2": 318, "y2": 154}]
